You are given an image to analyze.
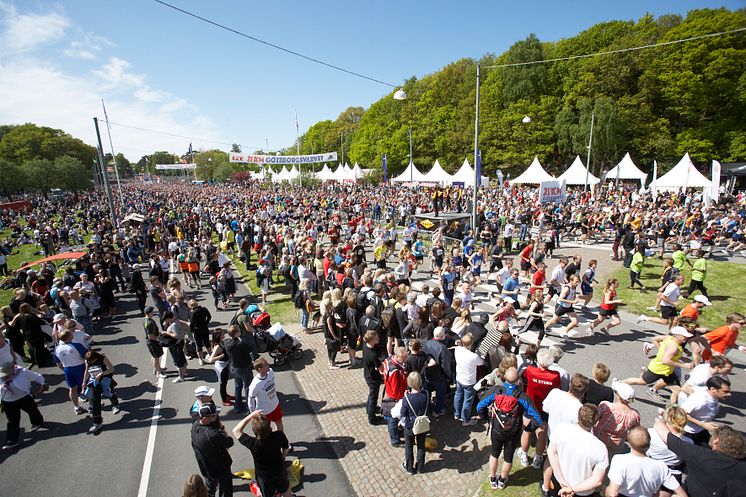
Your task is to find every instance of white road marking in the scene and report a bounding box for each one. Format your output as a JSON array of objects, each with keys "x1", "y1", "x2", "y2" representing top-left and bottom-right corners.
[{"x1": 137, "y1": 355, "x2": 167, "y2": 497}]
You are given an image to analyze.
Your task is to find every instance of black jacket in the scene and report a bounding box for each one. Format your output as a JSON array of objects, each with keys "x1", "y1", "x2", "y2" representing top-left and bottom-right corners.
[
  {"x1": 191, "y1": 422, "x2": 234, "y2": 477},
  {"x1": 422, "y1": 338, "x2": 452, "y2": 383}
]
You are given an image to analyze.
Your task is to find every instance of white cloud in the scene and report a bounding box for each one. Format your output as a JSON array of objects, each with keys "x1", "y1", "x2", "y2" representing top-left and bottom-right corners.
[
  {"x1": 0, "y1": 1, "x2": 68, "y2": 54},
  {"x1": 94, "y1": 57, "x2": 146, "y2": 88},
  {"x1": 63, "y1": 29, "x2": 114, "y2": 60}
]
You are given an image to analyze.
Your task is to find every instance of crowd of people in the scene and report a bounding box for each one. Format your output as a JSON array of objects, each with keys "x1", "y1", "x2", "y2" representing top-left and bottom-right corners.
[{"x1": 0, "y1": 179, "x2": 745, "y2": 497}]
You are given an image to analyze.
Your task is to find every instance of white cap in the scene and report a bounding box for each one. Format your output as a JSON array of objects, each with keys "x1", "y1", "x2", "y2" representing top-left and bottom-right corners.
[
  {"x1": 193, "y1": 386, "x2": 215, "y2": 397},
  {"x1": 693, "y1": 295, "x2": 711, "y2": 306},
  {"x1": 670, "y1": 326, "x2": 693, "y2": 338},
  {"x1": 611, "y1": 380, "x2": 635, "y2": 401},
  {"x1": 53, "y1": 313, "x2": 66, "y2": 323}
]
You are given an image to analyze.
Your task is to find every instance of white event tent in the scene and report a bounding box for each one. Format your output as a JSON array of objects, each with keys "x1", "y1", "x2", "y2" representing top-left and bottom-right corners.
[
  {"x1": 655, "y1": 153, "x2": 712, "y2": 189},
  {"x1": 315, "y1": 164, "x2": 333, "y2": 181},
  {"x1": 509, "y1": 157, "x2": 555, "y2": 184},
  {"x1": 391, "y1": 161, "x2": 428, "y2": 183},
  {"x1": 603, "y1": 152, "x2": 647, "y2": 185},
  {"x1": 332, "y1": 163, "x2": 356, "y2": 182},
  {"x1": 558, "y1": 155, "x2": 600, "y2": 185},
  {"x1": 271, "y1": 166, "x2": 291, "y2": 183},
  {"x1": 422, "y1": 159, "x2": 453, "y2": 184},
  {"x1": 288, "y1": 165, "x2": 300, "y2": 180},
  {"x1": 451, "y1": 158, "x2": 488, "y2": 186},
  {"x1": 351, "y1": 162, "x2": 364, "y2": 180}
]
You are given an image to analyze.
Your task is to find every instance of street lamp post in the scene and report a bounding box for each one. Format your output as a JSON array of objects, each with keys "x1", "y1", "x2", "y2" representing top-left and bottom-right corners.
[
  {"x1": 584, "y1": 112, "x2": 595, "y2": 193},
  {"x1": 472, "y1": 64, "x2": 481, "y2": 232}
]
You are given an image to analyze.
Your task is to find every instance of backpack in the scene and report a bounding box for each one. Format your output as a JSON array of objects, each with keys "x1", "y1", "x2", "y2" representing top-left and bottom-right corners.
[
  {"x1": 404, "y1": 394, "x2": 430, "y2": 435},
  {"x1": 355, "y1": 290, "x2": 369, "y2": 315},
  {"x1": 294, "y1": 291, "x2": 306, "y2": 310},
  {"x1": 383, "y1": 356, "x2": 408, "y2": 400},
  {"x1": 230, "y1": 311, "x2": 243, "y2": 327},
  {"x1": 381, "y1": 305, "x2": 395, "y2": 328},
  {"x1": 488, "y1": 387, "x2": 523, "y2": 437}
]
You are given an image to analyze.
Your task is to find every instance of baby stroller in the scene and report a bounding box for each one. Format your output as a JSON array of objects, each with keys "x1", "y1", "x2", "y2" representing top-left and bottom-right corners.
[{"x1": 252, "y1": 313, "x2": 304, "y2": 366}]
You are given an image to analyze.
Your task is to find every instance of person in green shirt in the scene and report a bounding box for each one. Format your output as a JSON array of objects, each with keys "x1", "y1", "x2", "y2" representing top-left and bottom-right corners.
[
  {"x1": 629, "y1": 246, "x2": 646, "y2": 290},
  {"x1": 671, "y1": 244, "x2": 691, "y2": 272},
  {"x1": 686, "y1": 250, "x2": 708, "y2": 297}
]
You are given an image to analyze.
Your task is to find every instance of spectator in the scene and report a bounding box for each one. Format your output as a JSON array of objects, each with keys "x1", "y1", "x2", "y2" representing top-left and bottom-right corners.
[
  {"x1": 453, "y1": 333, "x2": 484, "y2": 426},
  {"x1": 191, "y1": 403, "x2": 234, "y2": 497},
  {"x1": 593, "y1": 381, "x2": 641, "y2": 454}
]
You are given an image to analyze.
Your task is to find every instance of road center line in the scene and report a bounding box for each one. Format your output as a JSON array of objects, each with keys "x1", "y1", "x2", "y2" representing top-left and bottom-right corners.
[{"x1": 137, "y1": 355, "x2": 167, "y2": 497}]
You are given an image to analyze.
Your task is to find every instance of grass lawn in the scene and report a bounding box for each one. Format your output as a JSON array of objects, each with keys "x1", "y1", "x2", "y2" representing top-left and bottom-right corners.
[
  {"x1": 474, "y1": 454, "x2": 543, "y2": 497},
  {"x1": 224, "y1": 250, "x2": 299, "y2": 326},
  {"x1": 610, "y1": 258, "x2": 746, "y2": 335},
  {"x1": 0, "y1": 237, "x2": 46, "y2": 306}
]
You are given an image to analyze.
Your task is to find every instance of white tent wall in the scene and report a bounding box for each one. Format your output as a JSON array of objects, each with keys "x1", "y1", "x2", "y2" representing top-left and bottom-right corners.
[
  {"x1": 557, "y1": 155, "x2": 600, "y2": 185},
  {"x1": 603, "y1": 152, "x2": 648, "y2": 185},
  {"x1": 451, "y1": 158, "x2": 488, "y2": 186},
  {"x1": 655, "y1": 153, "x2": 712, "y2": 189},
  {"x1": 422, "y1": 159, "x2": 454, "y2": 185},
  {"x1": 391, "y1": 161, "x2": 428, "y2": 183}
]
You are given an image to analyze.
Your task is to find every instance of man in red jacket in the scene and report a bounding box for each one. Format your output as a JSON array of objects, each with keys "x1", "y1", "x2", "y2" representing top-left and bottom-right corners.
[{"x1": 519, "y1": 349, "x2": 560, "y2": 469}]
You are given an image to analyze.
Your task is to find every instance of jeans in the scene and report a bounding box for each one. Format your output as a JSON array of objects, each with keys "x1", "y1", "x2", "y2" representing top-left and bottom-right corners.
[
  {"x1": 453, "y1": 381, "x2": 476, "y2": 420},
  {"x1": 520, "y1": 224, "x2": 528, "y2": 241},
  {"x1": 204, "y1": 472, "x2": 233, "y2": 497},
  {"x1": 300, "y1": 309, "x2": 309, "y2": 329},
  {"x1": 404, "y1": 427, "x2": 427, "y2": 473},
  {"x1": 76, "y1": 314, "x2": 93, "y2": 335},
  {"x1": 366, "y1": 380, "x2": 381, "y2": 422},
  {"x1": 385, "y1": 415, "x2": 401, "y2": 444},
  {"x1": 425, "y1": 378, "x2": 448, "y2": 414},
  {"x1": 231, "y1": 366, "x2": 253, "y2": 412},
  {"x1": 2, "y1": 395, "x2": 44, "y2": 444}
]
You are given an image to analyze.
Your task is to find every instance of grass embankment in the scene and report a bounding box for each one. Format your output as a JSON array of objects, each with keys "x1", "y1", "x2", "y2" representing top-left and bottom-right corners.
[{"x1": 610, "y1": 257, "x2": 746, "y2": 333}]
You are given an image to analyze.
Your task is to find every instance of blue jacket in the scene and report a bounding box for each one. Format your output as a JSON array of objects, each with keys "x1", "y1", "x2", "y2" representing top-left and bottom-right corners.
[{"x1": 476, "y1": 382, "x2": 543, "y2": 428}]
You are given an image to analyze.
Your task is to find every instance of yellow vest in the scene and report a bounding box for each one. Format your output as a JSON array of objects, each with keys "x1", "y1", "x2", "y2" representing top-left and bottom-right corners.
[{"x1": 648, "y1": 337, "x2": 681, "y2": 376}]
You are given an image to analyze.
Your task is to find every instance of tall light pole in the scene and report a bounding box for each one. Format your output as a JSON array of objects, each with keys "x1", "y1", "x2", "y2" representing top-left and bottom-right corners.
[
  {"x1": 392, "y1": 87, "x2": 410, "y2": 182},
  {"x1": 584, "y1": 112, "x2": 595, "y2": 192},
  {"x1": 472, "y1": 64, "x2": 481, "y2": 232}
]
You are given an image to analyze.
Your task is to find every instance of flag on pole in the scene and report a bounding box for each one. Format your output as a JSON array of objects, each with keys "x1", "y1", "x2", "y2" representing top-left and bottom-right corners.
[
  {"x1": 476, "y1": 150, "x2": 482, "y2": 186},
  {"x1": 382, "y1": 154, "x2": 387, "y2": 183},
  {"x1": 711, "y1": 160, "x2": 721, "y2": 203},
  {"x1": 188, "y1": 143, "x2": 193, "y2": 157}
]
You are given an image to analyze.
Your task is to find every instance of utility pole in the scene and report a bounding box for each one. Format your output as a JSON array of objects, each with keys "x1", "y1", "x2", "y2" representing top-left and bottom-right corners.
[
  {"x1": 101, "y1": 100, "x2": 125, "y2": 207},
  {"x1": 94, "y1": 117, "x2": 117, "y2": 228},
  {"x1": 472, "y1": 63, "x2": 481, "y2": 232}
]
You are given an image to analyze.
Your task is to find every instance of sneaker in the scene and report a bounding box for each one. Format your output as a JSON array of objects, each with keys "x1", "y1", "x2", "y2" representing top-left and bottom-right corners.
[
  {"x1": 646, "y1": 306, "x2": 657, "y2": 311},
  {"x1": 74, "y1": 406, "x2": 88, "y2": 415},
  {"x1": 539, "y1": 482, "x2": 549, "y2": 497},
  {"x1": 391, "y1": 441, "x2": 403, "y2": 447},
  {"x1": 647, "y1": 388, "x2": 664, "y2": 402},
  {"x1": 400, "y1": 462, "x2": 415, "y2": 476},
  {"x1": 172, "y1": 377, "x2": 185, "y2": 383},
  {"x1": 642, "y1": 342, "x2": 654, "y2": 355},
  {"x1": 489, "y1": 476, "x2": 498, "y2": 490},
  {"x1": 497, "y1": 476, "x2": 507, "y2": 489},
  {"x1": 112, "y1": 406, "x2": 121, "y2": 415},
  {"x1": 462, "y1": 418, "x2": 478, "y2": 427},
  {"x1": 517, "y1": 447, "x2": 530, "y2": 467},
  {"x1": 198, "y1": 358, "x2": 205, "y2": 366},
  {"x1": 88, "y1": 423, "x2": 103, "y2": 434},
  {"x1": 30, "y1": 423, "x2": 43, "y2": 432},
  {"x1": 223, "y1": 399, "x2": 234, "y2": 407},
  {"x1": 532, "y1": 454, "x2": 543, "y2": 469},
  {"x1": 2, "y1": 441, "x2": 19, "y2": 450},
  {"x1": 157, "y1": 373, "x2": 167, "y2": 379},
  {"x1": 636, "y1": 314, "x2": 647, "y2": 324}
]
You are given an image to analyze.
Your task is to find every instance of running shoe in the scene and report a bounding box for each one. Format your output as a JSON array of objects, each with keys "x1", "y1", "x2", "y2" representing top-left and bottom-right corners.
[
  {"x1": 647, "y1": 388, "x2": 664, "y2": 402},
  {"x1": 532, "y1": 454, "x2": 543, "y2": 469},
  {"x1": 642, "y1": 342, "x2": 654, "y2": 355},
  {"x1": 517, "y1": 447, "x2": 530, "y2": 467},
  {"x1": 112, "y1": 406, "x2": 121, "y2": 415},
  {"x1": 172, "y1": 377, "x2": 185, "y2": 383},
  {"x1": 74, "y1": 406, "x2": 88, "y2": 415},
  {"x1": 646, "y1": 306, "x2": 657, "y2": 311},
  {"x1": 489, "y1": 476, "x2": 498, "y2": 490},
  {"x1": 2, "y1": 441, "x2": 19, "y2": 450},
  {"x1": 157, "y1": 373, "x2": 167, "y2": 379},
  {"x1": 30, "y1": 423, "x2": 43, "y2": 432},
  {"x1": 462, "y1": 418, "x2": 478, "y2": 426},
  {"x1": 497, "y1": 476, "x2": 507, "y2": 489},
  {"x1": 636, "y1": 314, "x2": 647, "y2": 324},
  {"x1": 88, "y1": 424, "x2": 103, "y2": 434}
]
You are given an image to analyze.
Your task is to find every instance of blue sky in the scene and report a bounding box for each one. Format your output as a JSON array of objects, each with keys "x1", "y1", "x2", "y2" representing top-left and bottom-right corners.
[{"x1": 0, "y1": 0, "x2": 742, "y2": 161}]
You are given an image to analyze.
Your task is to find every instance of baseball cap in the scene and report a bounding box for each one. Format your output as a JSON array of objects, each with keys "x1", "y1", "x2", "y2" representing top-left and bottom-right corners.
[
  {"x1": 693, "y1": 295, "x2": 712, "y2": 306},
  {"x1": 611, "y1": 380, "x2": 635, "y2": 401},
  {"x1": 53, "y1": 313, "x2": 66, "y2": 323},
  {"x1": 0, "y1": 362, "x2": 15, "y2": 379},
  {"x1": 670, "y1": 326, "x2": 693, "y2": 338},
  {"x1": 198, "y1": 403, "x2": 218, "y2": 418},
  {"x1": 144, "y1": 306, "x2": 154, "y2": 314},
  {"x1": 194, "y1": 386, "x2": 215, "y2": 398}
]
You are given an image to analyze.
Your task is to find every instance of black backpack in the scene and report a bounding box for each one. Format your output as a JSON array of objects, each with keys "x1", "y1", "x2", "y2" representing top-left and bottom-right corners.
[
  {"x1": 355, "y1": 290, "x2": 369, "y2": 315},
  {"x1": 294, "y1": 291, "x2": 307, "y2": 310}
]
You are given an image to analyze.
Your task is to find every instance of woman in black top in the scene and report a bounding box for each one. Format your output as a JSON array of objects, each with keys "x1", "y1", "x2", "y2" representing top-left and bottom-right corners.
[
  {"x1": 10, "y1": 304, "x2": 53, "y2": 367},
  {"x1": 2, "y1": 306, "x2": 27, "y2": 360},
  {"x1": 323, "y1": 298, "x2": 340, "y2": 370},
  {"x1": 82, "y1": 349, "x2": 119, "y2": 433}
]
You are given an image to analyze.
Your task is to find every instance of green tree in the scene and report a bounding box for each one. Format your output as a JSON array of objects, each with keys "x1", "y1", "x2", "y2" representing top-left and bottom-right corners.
[
  {"x1": 54, "y1": 155, "x2": 92, "y2": 192},
  {"x1": 0, "y1": 158, "x2": 26, "y2": 194},
  {"x1": 0, "y1": 123, "x2": 95, "y2": 166},
  {"x1": 194, "y1": 149, "x2": 229, "y2": 181},
  {"x1": 23, "y1": 158, "x2": 57, "y2": 194}
]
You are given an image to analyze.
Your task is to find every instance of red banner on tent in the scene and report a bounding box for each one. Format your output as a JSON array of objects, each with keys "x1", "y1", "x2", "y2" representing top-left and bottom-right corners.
[{"x1": 0, "y1": 201, "x2": 32, "y2": 212}]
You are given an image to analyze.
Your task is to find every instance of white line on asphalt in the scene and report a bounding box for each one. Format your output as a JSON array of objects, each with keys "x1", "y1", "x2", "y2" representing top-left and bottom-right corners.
[{"x1": 137, "y1": 355, "x2": 167, "y2": 497}]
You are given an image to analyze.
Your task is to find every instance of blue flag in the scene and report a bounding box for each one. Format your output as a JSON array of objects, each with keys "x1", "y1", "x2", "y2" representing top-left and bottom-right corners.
[
  {"x1": 476, "y1": 150, "x2": 482, "y2": 186},
  {"x1": 382, "y1": 154, "x2": 387, "y2": 183}
]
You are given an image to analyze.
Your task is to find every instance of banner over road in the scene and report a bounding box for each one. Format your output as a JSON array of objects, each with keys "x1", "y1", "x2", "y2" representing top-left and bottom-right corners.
[
  {"x1": 155, "y1": 164, "x2": 196, "y2": 170},
  {"x1": 229, "y1": 152, "x2": 338, "y2": 165}
]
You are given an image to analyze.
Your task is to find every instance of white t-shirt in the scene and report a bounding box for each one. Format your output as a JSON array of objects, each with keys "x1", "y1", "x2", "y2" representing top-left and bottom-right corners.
[
  {"x1": 608, "y1": 453, "x2": 679, "y2": 497},
  {"x1": 550, "y1": 265, "x2": 566, "y2": 287},
  {"x1": 454, "y1": 346, "x2": 484, "y2": 386},
  {"x1": 456, "y1": 290, "x2": 473, "y2": 309},
  {"x1": 543, "y1": 388, "x2": 581, "y2": 439},
  {"x1": 248, "y1": 369, "x2": 280, "y2": 414},
  {"x1": 0, "y1": 340, "x2": 18, "y2": 366},
  {"x1": 496, "y1": 267, "x2": 510, "y2": 285},
  {"x1": 646, "y1": 428, "x2": 690, "y2": 474},
  {"x1": 661, "y1": 283, "x2": 680, "y2": 308},
  {"x1": 549, "y1": 364, "x2": 570, "y2": 391},
  {"x1": 681, "y1": 389, "x2": 719, "y2": 434},
  {"x1": 685, "y1": 363, "x2": 712, "y2": 388},
  {"x1": 551, "y1": 423, "x2": 609, "y2": 496},
  {"x1": 55, "y1": 342, "x2": 86, "y2": 368}
]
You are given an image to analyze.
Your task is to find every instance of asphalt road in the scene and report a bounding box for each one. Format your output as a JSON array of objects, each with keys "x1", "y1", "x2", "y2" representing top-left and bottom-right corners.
[{"x1": 1, "y1": 271, "x2": 354, "y2": 497}]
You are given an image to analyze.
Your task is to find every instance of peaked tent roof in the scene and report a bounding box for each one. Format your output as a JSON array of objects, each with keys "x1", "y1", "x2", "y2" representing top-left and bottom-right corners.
[
  {"x1": 351, "y1": 162, "x2": 364, "y2": 179},
  {"x1": 288, "y1": 165, "x2": 300, "y2": 179},
  {"x1": 558, "y1": 155, "x2": 600, "y2": 185},
  {"x1": 451, "y1": 158, "x2": 488, "y2": 185},
  {"x1": 391, "y1": 161, "x2": 428, "y2": 182},
  {"x1": 509, "y1": 157, "x2": 555, "y2": 184},
  {"x1": 315, "y1": 164, "x2": 333, "y2": 181},
  {"x1": 604, "y1": 152, "x2": 647, "y2": 183},
  {"x1": 333, "y1": 163, "x2": 356, "y2": 181},
  {"x1": 422, "y1": 159, "x2": 453, "y2": 184},
  {"x1": 656, "y1": 153, "x2": 712, "y2": 188}
]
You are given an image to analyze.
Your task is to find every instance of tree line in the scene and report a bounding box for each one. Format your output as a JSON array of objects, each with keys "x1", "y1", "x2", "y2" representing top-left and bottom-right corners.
[{"x1": 288, "y1": 8, "x2": 746, "y2": 178}]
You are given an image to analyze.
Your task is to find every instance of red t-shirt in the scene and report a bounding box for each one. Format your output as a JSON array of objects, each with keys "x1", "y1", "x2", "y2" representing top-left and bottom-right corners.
[
  {"x1": 520, "y1": 245, "x2": 534, "y2": 263},
  {"x1": 702, "y1": 325, "x2": 738, "y2": 361},
  {"x1": 530, "y1": 270, "x2": 546, "y2": 292},
  {"x1": 523, "y1": 365, "x2": 561, "y2": 414}
]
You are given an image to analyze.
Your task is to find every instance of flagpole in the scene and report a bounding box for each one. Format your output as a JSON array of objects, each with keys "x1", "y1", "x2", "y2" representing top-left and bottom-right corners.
[
  {"x1": 101, "y1": 100, "x2": 125, "y2": 208},
  {"x1": 295, "y1": 110, "x2": 302, "y2": 187}
]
